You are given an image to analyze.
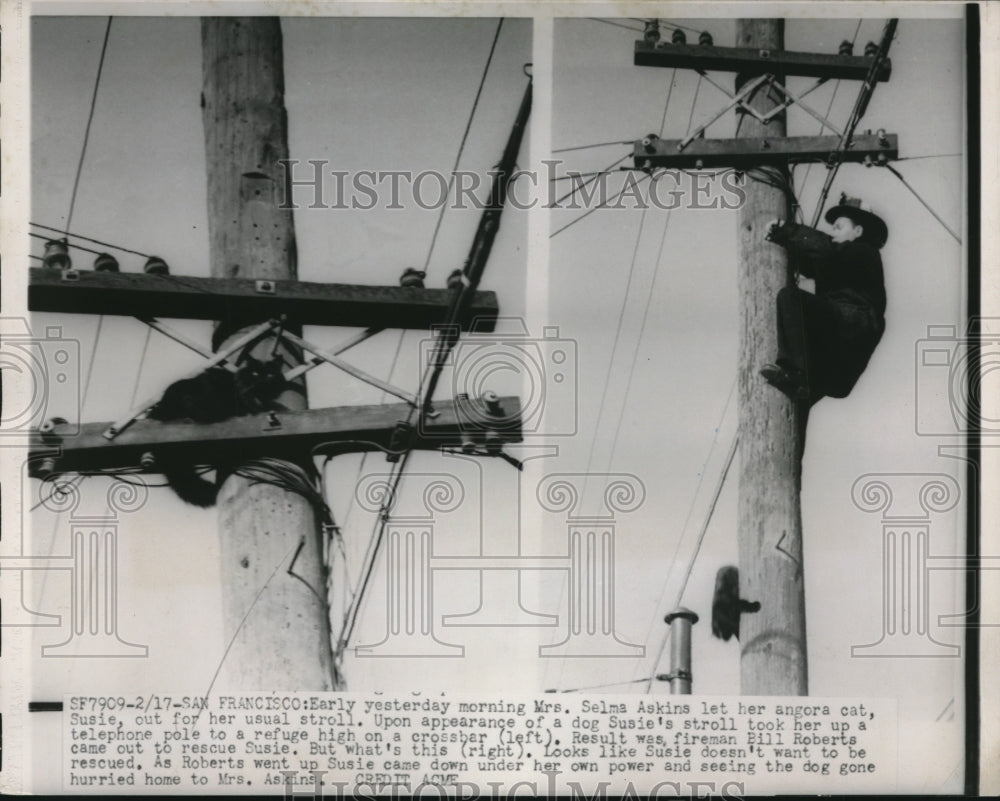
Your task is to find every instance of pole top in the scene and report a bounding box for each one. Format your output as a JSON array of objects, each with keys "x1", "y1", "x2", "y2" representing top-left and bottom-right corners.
[{"x1": 665, "y1": 607, "x2": 699, "y2": 625}]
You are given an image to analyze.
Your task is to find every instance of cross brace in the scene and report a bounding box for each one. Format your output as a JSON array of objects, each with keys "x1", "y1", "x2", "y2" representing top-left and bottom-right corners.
[
  {"x1": 28, "y1": 267, "x2": 499, "y2": 332},
  {"x1": 634, "y1": 41, "x2": 892, "y2": 82},
  {"x1": 633, "y1": 132, "x2": 898, "y2": 170},
  {"x1": 29, "y1": 395, "x2": 522, "y2": 479}
]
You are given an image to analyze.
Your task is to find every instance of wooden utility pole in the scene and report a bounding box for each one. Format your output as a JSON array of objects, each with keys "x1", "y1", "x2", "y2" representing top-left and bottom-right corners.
[
  {"x1": 201, "y1": 18, "x2": 334, "y2": 690},
  {"x1": 735, "y1": 19, "x2": 808, "y2": 695}
]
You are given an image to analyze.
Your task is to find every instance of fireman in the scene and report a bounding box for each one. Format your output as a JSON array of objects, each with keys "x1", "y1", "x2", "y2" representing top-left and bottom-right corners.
[{"x1": 760, "y1": 195, "x2": 888, "y2": 404}]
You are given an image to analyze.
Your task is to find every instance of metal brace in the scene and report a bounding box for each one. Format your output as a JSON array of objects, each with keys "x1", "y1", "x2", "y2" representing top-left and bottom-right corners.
[
  {"x1": 684, "y1": 72, "x2": 840, "y2": 147},
  {"x1": 103, "y1": 318, "x2": 282, "y2": 440}
]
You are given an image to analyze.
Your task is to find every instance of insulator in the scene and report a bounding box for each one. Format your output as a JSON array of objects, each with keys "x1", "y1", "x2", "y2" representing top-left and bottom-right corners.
[
  {"x1": 42, "y1": 239, "x2": 71, "y2": 271},
  {"x1": 484, "y1": 430, "x2": 502, "y2": 455},
  {"x1": 38, "y1": 456, "x2": 58, "y2": 478},
  {"x1": 399, "y1": 267, "x2": 426, "y2": 288},
  {"x1": 838, "y1": 40, "x2": 853, "y2": 56},
  {"x1": 671, "y1": 28, "x2": 686, "y2": 45},
  {"x1": 864, "y1": 41, "x2": 878, "y2": 57},
  {"x1": 446, "y1": 269, "x2": 465, "y2": 291},
  {"x1": 643, "y1": 20, "x2": 660, "y2": 45},
  {"x1": 93, "y1": 252, "x2": 119, "y2": 272},
  {"x1": 642, "y1": 133, "x2": 659, "y2": 153},
  {"x1": 144, "y1": 255, "x2": 169, "y2": 275},
  {"x1": 39, "y1": 416, "x2": 66, "y2": 435},
  {"x1": 876, "y1": 128, "x2": 889, "y2": 146},
  {"x1": 140, "y1": 451, "x2": 156, "y2": 470},
  {"x1": 481, "y1": 391, "x2": 502, "y2": 416},
  {"x1": 698, "y1": 31, "x2": 713, "y2": 47},
  {"x1": 460, "y1": 433, "x2": 476, "y2": 454}
]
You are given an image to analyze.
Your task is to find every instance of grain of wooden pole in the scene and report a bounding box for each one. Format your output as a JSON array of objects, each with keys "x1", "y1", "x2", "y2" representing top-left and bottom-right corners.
[
  {"x1": 202, "y1": 17, "x2": 334, "y2": 690},
  {"x1": 735, "y1": 18, "x2": 808, "y2": 695}
]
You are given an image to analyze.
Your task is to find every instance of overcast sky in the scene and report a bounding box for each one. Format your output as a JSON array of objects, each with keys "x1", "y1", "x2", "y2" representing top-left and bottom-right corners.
[{"x1": 23, "y1": 9, "x2": 970, "y2": 793}]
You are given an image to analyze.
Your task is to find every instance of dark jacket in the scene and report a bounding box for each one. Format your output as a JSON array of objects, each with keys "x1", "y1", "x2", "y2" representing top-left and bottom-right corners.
[{"x1": 771, "y1": 222, "x2": 886, "y2": 399}]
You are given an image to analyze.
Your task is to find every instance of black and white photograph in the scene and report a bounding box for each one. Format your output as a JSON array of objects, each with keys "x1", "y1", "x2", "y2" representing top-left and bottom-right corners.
[{"x1": 0, "y1": 2, "x2": 996, "y2": 797}]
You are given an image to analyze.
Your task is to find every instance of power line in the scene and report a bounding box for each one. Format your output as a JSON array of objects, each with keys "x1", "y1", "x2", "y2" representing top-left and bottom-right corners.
[
  {"x1": 895, "y1": 153, "x2": 962, "y2": 161},
  {"x1": 645, "y1": 431, "x2": 738, "y2": 692},
  {"x1": 627, "y1": 377, "x2": 734, "y2": 689},
  {"x1": 30, "y1": 221, "x2": 151, "y2": 258},
  {"x1": 550, "y1": 153, "x2": 631, "y2": 205},
  {"x1": 797, "y1": 19, "x2": 863, "y2": 212},
  {"x1": 658, "y1": 69, "x2": 678, "y2": 136},
  {"x1": 810, "y1": 18, "x2": 898, "y2": 227},
  {"x1": 552, "y1": 139, "x2": 633, "y2": 154},
  {"x1": 331, "y1": 22, "x2": 508, "y2": 662},
  {"x1": 422, "y1": 18, "x2": 504, "y2": 274},
  {"x1": 31, "y1": 474, "x2": 87, "y2": 512},
  {"x1": 882, "y1": 163, "x2": 961, "y2": 244},
  {"x1": 551, "y1": 677, "x2": 650, "y2": 693},
  {"x1": 28, "y1": 230, "x2": 104, "y2": 257},
  {"x1": 587, "y1": 18, "x2": 644, "y2": 34},
  {"x1": 66, "y1": 17, "x2": 113, "y2": 231},
  {"x1": 545, "y1": 71, "x2": 689, "y2": 690},
  {"x1": 549, "y1": 172, "x2": 651, "y2": 238}
]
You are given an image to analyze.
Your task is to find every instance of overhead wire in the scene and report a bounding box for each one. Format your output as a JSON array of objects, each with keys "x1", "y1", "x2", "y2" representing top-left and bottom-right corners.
[
  {"x1": 796, "y1": 20, "x2": 863, "y2": 199},
  {"x1": 66, "y1": 17, "x2": 112, "y2": 231},
  {"x1": 809, "y1": 18, "x2": 898, "y2": 227},
  {"x1": 551, "y1": 677, "x2": 650, "y2": 693},
  {"x1": 550, "y1": 152, "x2": 632, "y2": 206},
  {"x1": 545, "y1": 71, "x2": 685, "y2": 690},
  {"x1": 586, "y1": 18, "x2": 645, "y2": 34},
  {"x1": 59, "y1": 19, "x2": 114, "y2": 419},
  {"x1": 882, "y1": 163, "x2": 961, "y2": 244},
  {"x1": 644, "y1": 431, "x2": 739, "y2": 692},
  {"x1": 552, "y1": 139, "x2": 634, "y2": 154},
  {"x1": 549, "y1": 172, "x2": 651, "y2": 238},
  {"x1": 334, "y1": 27, "x2": 523, "y2": 665},
  {"x1": 29, "y1": 221, "x2": 151, "y2": 258},
  {"x1": 28, "y1": 230, "x2": 105, "y2": 257},
  {"x1": 421, "y1": 18, "x2": 504, "y2": 274}
]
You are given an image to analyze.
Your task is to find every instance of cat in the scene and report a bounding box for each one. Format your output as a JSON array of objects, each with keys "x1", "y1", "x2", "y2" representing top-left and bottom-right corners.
[
  {"x1": 146, "y1": 355, "x2": 287, "y2": 507},
  {"x1": 710, "y1": 565, "x2": 761, "y2": 642}
]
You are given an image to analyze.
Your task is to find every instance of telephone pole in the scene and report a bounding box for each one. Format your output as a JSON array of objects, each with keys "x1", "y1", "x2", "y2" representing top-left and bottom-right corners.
[
  {"x1": 735, "y1": 19, "x2": 808, "y2": 695},
  {"x1": 201, "y1": 18, "x2": 334, "y2": 690}
]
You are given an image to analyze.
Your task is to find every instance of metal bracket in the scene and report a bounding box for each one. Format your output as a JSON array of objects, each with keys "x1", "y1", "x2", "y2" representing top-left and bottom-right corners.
[
  {"x1": 656, "y1": 669, "x2": 692, "y2": 682},
  {"x1": 103, "y1": 318, "x2": 282, "y2": 440},
  {"x1": 262, "y1": 411, "x2": 283, "y2": 431},
  {"x1": 386, "y1": 421, "x2": 412, "y2": 462}
]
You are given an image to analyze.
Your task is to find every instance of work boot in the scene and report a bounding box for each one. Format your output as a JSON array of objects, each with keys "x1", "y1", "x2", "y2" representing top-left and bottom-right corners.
[{"x1": 760, "y1": 363, "x2": 809, "y2": 401}]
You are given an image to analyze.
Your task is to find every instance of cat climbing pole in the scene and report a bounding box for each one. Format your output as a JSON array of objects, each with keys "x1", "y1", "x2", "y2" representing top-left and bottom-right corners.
[{"x1": 27, "y1": 18, "x2": 525, "y2": 691}]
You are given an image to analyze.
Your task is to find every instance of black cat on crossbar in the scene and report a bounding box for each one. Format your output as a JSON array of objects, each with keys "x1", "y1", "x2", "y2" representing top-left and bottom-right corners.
[{"x1": 147, "y1": 355, "x2": 286, "y2": 507}]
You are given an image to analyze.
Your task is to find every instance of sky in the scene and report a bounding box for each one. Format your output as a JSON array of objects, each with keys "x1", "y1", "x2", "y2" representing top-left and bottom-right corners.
[{"x1": 17, "y1": 7, "x2": 974, "y2": 794}]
